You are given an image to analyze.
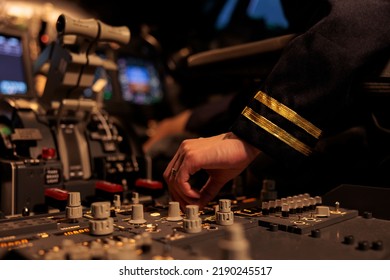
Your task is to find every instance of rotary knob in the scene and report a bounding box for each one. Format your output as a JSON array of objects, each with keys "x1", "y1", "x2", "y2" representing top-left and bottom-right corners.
[
  {"x1": 183, "y1": 205, "x2": 202, "y2": 233},
  {"x1": 89, "y1": 201, "x2": 114, "y2": 235},
  {"x1": 216, "y1": 199, "x2": 234, "y2": 225}
]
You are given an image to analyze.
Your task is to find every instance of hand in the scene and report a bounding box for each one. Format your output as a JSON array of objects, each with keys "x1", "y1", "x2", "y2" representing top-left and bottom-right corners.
[
  {"x1": 163, "y1": 132, "x2": 261, "y2": 210},
  {"x1": 143, "y1": 110, "x2": 192, "y2": 153}
]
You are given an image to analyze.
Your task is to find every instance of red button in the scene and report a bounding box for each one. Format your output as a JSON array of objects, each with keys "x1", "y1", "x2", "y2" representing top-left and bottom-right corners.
[
  {"x1": 95, "y1": 181, "x2": 123, "y2": 193},
  {"x1": 135, "y1": 178, "x2": 163, "y2": 190},
  {"x1": 42, "y1": 147, "x2": 56, "y2": 160},
  {"x1": 44, "y1": 188, "x2": 69, "y2": 201}
]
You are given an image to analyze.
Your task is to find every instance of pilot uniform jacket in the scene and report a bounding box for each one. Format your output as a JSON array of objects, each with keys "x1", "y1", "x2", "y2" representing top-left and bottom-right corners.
[{"x1": 231, "y1": 0, "x2": 390, "y2": 179}]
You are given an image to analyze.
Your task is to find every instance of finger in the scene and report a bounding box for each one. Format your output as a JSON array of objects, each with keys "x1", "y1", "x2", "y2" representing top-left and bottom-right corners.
[
  {"x1": 169, "y1": 150, "x2": 185, "y2": 178},
  {"x1": 169, "y1": 165, "x2": 202, "y2": 208},
  {"x1": 169, "y1": 168, "x2": 201, "y2": 202},
  {"x1": 199, "y1": 178, "x2": 225, "y2": 207},
  {"x1": 179, "y1": 181, "x2": 201, "y2": 199},
  {"x1": 173, "y1": 156, "x2": 201, "y2": 199},
  {"x1": 163, "y1": 150, "x2": 181, "y2": 181},
  {"x1": 169, "y1": 182, "x2": 200, "y2": 210}
]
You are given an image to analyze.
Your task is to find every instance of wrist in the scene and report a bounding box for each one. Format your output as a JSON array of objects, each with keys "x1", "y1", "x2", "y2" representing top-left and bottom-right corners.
[{"x1": 226, "y1": 132, "x2": 261, "y2": 159}]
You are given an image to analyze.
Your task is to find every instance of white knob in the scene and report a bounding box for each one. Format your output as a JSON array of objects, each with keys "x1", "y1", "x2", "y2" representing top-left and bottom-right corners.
[
  {"x1": 218, "y1": 223, "x2": 250, "y2": 260},
  {"x1": 167, "y1": 201, "x2": 183, "y2": 221},
  {"x1": 66, "y1": 192, "x2": 82, "y2": 219},
  {"x1": 89, "y1": 217, "x2": 114, "y2": 235},
  {"x1": 67, "y1": 192, "x2": 81, "y2": 207},
  {"x1": 132, "y1": 192, "x2": 139, "y2": 204},
  {"x1": 216, "y1": 199, "x2": 234, "y2": 226},
  {"x1": 113, "y1": 194, "x2": 121, "y2": 210},
  {"x1": 130, "y1": 204, "x2": 146, "y2": 224},
  {"x1": 183, "y1": 205, "x2": 202, "y2": 233},
  {"x1": 91, "y1": 201, "x2": 111, "y2": 219}
]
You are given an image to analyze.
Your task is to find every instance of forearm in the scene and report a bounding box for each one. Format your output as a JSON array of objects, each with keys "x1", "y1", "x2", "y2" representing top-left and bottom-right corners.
[{"x1": 231, "y1": 0, "x2": 390, "y2": 167}]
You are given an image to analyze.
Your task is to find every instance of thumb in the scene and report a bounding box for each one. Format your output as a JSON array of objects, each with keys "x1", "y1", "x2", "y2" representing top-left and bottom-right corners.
[{"x1": 199, "y1": 178, "x2": 225, "y2": 208}]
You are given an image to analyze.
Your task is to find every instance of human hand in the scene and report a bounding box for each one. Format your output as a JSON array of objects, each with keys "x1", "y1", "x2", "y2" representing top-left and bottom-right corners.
[
  {"x1": 163, "y1": 132, "x2": 260, "y2": 210},
  {"x1": 143, "y1": 110, "x2": 192, "y2": 153}
]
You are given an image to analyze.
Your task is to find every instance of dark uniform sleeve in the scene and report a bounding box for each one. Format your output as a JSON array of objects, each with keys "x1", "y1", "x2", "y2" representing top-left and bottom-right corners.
[{"x1": 231, "y1": 0, "x2": 390, "y2": 168}]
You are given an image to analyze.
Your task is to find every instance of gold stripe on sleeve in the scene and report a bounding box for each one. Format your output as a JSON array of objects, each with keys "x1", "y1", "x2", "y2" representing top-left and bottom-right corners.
[
  {"x1": 254, "y1": 91, "x2": 322, "y2": 139},
  {"x1": 242, "y1": 106, "x2": 312, "y2": 156}
]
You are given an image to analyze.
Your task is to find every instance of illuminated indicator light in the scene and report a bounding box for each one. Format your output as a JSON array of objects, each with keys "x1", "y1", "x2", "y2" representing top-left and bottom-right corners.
[
  {"x1": 242, "y1": 197, "x2": 256, "y2": 203},
  {"x1": 293, "y1": 221, "x2": 307, "y2": 225},
  {"x1": 0, "y1": 125, "x2": 11, "y2": 135},
  {"x1": 0, "y1": 239, "x2": 29, "y2": 248},
  {"x1": 150, "y1": 212, "x2": 160, "y2": 217},
  {"x1": 40, "y1": 34, "x2": 49, "y2": 44},
  {"x1": 63, "y1": 228, "x2": 89, "y2": 236}
]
